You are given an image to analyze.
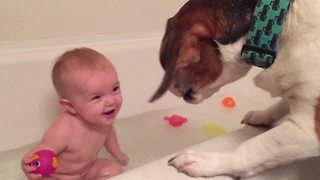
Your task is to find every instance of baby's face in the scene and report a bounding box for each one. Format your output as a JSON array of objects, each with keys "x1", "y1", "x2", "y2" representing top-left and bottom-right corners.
[{"x1": 68, "y1": 65, "x2": 122, "y2": 126}]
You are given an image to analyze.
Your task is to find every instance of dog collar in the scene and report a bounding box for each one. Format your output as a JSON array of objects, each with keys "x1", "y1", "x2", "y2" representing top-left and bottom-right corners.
[{"x1": 241, "y1": 0, "x2": 292, "y2": 68}]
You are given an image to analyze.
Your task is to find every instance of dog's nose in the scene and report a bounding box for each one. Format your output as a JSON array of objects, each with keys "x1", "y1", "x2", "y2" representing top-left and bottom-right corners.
[{"x1": 183, "y1": 89, "x2": 194, "y2": 101}]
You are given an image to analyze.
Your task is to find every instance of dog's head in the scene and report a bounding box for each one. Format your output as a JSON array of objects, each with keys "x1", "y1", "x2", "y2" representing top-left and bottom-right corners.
[{"x1": 150, "y1": 0, "x2": 256, "y2": 103}]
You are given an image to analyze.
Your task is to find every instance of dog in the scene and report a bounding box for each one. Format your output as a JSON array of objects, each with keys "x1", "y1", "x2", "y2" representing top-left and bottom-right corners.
[{"x1": 150, "y1": 0, "x2": 320, "y2": 178}]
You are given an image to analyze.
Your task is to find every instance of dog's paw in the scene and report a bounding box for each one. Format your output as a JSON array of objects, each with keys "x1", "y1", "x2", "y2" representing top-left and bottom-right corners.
[
  {"x1": 241, "y1": 110, "x2": 274, "y2": 126},
  {"x1": 168, "y1": 150, "x2": 229, "y2": 177}
]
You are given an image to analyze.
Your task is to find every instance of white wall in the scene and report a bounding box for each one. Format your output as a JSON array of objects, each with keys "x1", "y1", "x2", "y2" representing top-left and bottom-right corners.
[{"x1": 0, "y1": 0, "x2": 188, "y2": 42}]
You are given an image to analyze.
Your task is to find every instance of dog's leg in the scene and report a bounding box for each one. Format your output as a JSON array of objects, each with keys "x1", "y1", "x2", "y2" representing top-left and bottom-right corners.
[
  {"x1": 241, "y1": 100, "x2": 289, "y2": 126},
  {"x1": 169, "y1": 108, "x2": 320, "y2": 177}
]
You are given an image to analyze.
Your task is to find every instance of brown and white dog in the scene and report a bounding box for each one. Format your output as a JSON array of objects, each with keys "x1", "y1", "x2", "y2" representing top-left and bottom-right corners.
[{"x1": 150, "y1": 0, "x2": 320, "y2": 178}]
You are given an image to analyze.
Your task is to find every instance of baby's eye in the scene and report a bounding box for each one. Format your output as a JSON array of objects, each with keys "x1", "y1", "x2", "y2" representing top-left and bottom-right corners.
[
  {"x1": 91, "y1": 95, "x2": 101, "y2": 100},
  {"x1": 113, "y1": 86, "x2": 120, "y2": 92}
]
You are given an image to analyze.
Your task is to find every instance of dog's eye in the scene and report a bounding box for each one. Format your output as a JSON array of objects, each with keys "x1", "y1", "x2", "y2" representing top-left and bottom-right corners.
[{"x1": 210, "y1": 40, "x2": 218, "y2": 48}]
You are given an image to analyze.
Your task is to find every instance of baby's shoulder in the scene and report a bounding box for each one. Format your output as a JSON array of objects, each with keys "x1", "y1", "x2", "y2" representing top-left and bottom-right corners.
[{"x1": 40, "y1": 113, "x2": 77, "y2": 146}]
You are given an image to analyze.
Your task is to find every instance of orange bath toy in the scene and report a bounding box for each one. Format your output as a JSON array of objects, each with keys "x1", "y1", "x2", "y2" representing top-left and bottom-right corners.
[{"x1": 222, "y1": 96, "x2": 236, "y2": 108}]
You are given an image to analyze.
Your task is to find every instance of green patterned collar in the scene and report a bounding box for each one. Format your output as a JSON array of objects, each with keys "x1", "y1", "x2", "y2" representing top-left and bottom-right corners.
[{"x1": 241, "y1": 0, "x2": 292, "y2": 68}]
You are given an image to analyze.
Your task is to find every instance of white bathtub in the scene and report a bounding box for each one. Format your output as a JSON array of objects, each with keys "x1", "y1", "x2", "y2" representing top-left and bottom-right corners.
[{"x1": 1, "y1": 33, "x2": 319, "y2": 180}]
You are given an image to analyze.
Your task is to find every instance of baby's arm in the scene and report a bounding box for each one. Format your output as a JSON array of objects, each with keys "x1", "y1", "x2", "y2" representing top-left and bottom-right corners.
[
  {"x1": 104, "y1": 126, "x2": 129, "y2": 166},
  {"x1": 21, "y1": 118, "x2": 70, "y2": 179}
]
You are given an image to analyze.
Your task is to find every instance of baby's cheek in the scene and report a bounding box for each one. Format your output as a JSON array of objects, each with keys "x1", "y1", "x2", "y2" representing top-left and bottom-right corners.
[{"x1": 117, "y1": 96, "x2": 123, "y2": 108}]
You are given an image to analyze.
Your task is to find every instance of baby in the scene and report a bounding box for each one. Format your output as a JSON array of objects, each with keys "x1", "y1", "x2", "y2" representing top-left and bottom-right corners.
[{"x1": 21, "y1": 47, "x2": 129, "y2": 179}]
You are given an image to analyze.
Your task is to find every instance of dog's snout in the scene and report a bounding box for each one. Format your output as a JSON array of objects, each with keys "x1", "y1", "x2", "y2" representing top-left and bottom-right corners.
[{"x1": 183, "y1": 89, "x2": 194, "y2": 101}]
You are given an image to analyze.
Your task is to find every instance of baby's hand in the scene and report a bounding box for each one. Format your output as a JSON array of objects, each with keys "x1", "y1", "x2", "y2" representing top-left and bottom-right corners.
[
  {"x1": 115, "y1": 152, "x2": 129, "y2": 166},
  {"x1": 21, "y1": 153, "x2": 42, "y2": 179}
]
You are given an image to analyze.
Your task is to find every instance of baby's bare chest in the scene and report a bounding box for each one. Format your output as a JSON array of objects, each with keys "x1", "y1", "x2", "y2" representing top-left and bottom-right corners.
[
  {"x1": 71, "y1": 130, "x2": 107, "y2": 156},
  {"x1": 60, "y1": 127, "x2": 108, "y2": 164}
]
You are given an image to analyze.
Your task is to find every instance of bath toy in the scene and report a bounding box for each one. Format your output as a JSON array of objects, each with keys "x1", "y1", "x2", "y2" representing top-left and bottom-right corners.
[
  {"x1": 164, "y1": 114, "x2": 188, "y2": 127},
  {"x1": 30, "y1": 149, "x2": 58, "y2": 176},
  {"x1": 202, "y1": 123, "x2": 226, "y2": 137},
  {"x1": 222, "y1": 96, "x2": 236, "y2": 108}
]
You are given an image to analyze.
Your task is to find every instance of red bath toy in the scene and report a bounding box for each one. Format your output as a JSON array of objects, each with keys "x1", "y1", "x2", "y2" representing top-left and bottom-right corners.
[
  {"x1": 31, "y1": 149, "x2": 58, "y2": 176},
  {"x1": 164, "y1": 114, "x2": 188, "y2": 127},
  {"x1": 222, "y1": 96, "x2": 236, "y2": 108}
]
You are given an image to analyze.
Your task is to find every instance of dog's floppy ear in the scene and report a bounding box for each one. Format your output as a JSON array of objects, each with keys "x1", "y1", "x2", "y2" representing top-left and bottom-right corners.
[
  {"x1": 175, "y1": 23, "x2": 212, "y2": 68},
  {"x1": 149, "y1": 12, "x2": 217, "y2": 102},
  {"x1": 149, "y1": 19, "x2": 184, "y2": 102}
]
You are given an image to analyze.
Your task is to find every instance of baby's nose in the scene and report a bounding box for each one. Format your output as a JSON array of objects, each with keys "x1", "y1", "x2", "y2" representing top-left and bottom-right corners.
[{"x1": 105, "y1": 96, "x2": 115, "y2": 106}]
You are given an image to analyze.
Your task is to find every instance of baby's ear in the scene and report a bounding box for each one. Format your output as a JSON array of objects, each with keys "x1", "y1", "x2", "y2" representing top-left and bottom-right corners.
[{"x1": 59, "y1": 98, "x2": 76, "y2": 114}]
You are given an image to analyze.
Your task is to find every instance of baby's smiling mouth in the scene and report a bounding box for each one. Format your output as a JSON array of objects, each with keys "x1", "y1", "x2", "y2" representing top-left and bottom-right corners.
[{"x1": 104, "y1": 109, "x2": 115, "y2": 115}]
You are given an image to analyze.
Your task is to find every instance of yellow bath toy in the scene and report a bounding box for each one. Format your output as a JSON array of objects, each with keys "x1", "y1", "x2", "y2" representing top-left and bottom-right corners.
[{"x1": 202, "y1": 123, "x2": 225, "y2": 137}]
